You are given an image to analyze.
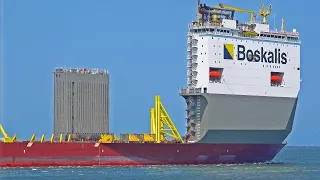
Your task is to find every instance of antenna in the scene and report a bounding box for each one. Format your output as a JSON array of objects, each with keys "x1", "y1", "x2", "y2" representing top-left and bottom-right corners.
[
  {"x1": 281, "y1": 18, "x2": 285, "y2": 32},
  {"x1": 197, "y1": 0, "x2": 201, "y2": 23},
  {"x1": 273, "y1": 13, "x2": 276, "y2": 31}
]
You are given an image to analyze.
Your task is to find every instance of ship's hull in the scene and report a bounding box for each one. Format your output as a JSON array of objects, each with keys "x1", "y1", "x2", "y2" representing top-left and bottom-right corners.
[
  {"x1": 180, "y1": 93, "x2": 298, "y2": 143},
  {"x1": 0, "y1": 142, "x2": 285, "y2": 167}
]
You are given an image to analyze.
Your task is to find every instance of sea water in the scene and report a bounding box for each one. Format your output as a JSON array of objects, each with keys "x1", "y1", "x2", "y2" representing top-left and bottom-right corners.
[{"x1": 1, "y1": 146, "x2": 320, "y2": 180}]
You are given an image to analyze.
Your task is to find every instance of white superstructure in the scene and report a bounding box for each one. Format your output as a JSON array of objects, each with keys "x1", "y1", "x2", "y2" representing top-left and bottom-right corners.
[
  {"x1": 180, "y1": 2, "x2": 301, "y2": 143},
  {"x1": 185, "y1": 6, "x2": 300, "y2": 98}
]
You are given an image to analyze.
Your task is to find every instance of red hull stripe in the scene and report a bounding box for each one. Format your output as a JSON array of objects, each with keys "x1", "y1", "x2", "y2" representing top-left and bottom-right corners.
[{"x1": 0, "y1": 142, "x2": 285, "y2": 167}]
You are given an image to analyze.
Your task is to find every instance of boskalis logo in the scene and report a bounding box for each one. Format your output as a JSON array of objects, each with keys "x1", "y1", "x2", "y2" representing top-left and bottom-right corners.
[
  {"x1": 223, "y1": 44, "x2": 288, "y2": 64},
  {"x1": 223, "y1": 44, "x2": 234, "y2": 60}
]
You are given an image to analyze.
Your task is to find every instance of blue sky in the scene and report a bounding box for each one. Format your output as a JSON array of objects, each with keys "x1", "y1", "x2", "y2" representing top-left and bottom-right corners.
[{"x1": 0, "y1": 0, "x2": 317, "y2": 146}]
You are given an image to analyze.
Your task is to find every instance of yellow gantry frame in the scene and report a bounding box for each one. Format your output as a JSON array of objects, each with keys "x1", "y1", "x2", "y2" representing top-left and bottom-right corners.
[
  {"x1": 150, "y1": 95, "x2": 184, "y2": 143},
  {"x1": 198, "y1": 2, "x2": 272, "y2": 25}
]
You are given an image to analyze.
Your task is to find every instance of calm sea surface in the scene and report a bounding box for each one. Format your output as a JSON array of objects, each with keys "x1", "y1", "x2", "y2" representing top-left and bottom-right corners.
[{"x1": 1, "y1": 147, "x2": 320, "y2": 180}]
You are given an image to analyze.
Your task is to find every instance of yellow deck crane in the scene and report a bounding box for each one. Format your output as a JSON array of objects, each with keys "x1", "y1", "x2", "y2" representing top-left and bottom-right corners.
[
  {"x1": 150, "y1": 95, "x2": 184, "y2": 143},
  {"x1": 0, "y1": 124, "x2": 17, "y2": 143},
  {"x1": 217, "y1": 3, "x2": 256, "y2": 24},
  {"x1": 259, "y1": 2, "x2": 272, "y2": 24}
]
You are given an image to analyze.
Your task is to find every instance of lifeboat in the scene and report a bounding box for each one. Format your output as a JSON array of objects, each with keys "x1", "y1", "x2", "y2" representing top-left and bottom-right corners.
[
  {"x1": 271, "y1": 75, "x2": 282, "y2": 82},
  {"x1": 209, "y1": 71, "x2": 221, "y2": 78}
]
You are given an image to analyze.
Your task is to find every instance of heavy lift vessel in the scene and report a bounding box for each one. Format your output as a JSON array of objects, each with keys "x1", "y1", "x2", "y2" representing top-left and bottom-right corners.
[
  {"x1": 0, "y1": 95, "x2": 284, "y2": 166},
  {"x1": 0, "y1": 1, "x2": 300, "y2": 167}
]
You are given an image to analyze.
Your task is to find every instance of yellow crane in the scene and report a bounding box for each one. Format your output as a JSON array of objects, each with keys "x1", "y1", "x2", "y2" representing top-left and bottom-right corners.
[
  {"x1": 217, "y1": 3, "x2": 256, "y2": 24},
  {"x1": 0, "y1": 124, "x2": 17, "y2": 143},
  {"x1": 259, "y1": 2, "x2": 272, "y2": 24}
]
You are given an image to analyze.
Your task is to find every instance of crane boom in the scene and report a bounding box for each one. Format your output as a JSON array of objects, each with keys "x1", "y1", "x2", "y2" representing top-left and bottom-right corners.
[{"x1": 217, "y1": 3, "x2": 255, "y2": 24}]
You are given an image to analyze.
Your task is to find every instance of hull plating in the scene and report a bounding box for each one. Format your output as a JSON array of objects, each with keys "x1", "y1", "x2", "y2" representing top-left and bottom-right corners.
[
  {"x1": 181, "y1": 93, "x2": 298, "y2": 143},
  {"x1": 0, "y1": 142, "x2": 285, "y2": 167}
]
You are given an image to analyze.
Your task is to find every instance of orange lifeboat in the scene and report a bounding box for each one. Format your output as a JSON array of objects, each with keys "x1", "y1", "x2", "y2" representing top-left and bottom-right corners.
[
  {"x1": 209, "y1": 71, "x2": 221, "y2": 78},
  {"x1": 271, "y1": 75, "x2": 282, "y2": 82}
]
